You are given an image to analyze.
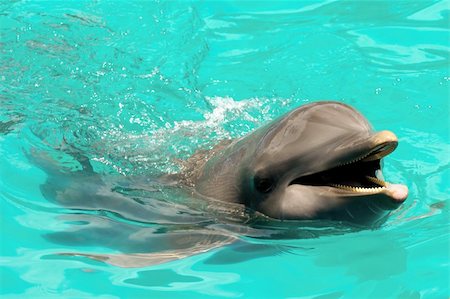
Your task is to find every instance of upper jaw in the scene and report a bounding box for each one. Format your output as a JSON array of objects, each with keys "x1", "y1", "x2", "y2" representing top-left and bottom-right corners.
[{"x1": 330, "y1": 130, "x2": 399, "y2": 168}]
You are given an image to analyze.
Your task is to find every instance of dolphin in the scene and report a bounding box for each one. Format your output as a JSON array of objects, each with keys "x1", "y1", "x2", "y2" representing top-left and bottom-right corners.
[
  {"x1": 180, "y1": 101, "x2": 408, "y2": 225},
  {"x1": 30, "y1": 101, "x2": 408, "y2": 268}
]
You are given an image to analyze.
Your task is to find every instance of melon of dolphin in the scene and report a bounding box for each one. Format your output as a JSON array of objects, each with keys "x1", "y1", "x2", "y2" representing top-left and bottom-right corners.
[{"x1": 181, "y1": 101, "x2": 408, "y2": 225}]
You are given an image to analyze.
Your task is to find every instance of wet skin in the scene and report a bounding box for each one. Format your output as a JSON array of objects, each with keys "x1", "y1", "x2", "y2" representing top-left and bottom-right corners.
[
  {"x1": 185, "y1": 101, "x2": 408, "y2": 225},
  {"x1": 31, "y1": 101, "x2": 408, "y2": 267}
]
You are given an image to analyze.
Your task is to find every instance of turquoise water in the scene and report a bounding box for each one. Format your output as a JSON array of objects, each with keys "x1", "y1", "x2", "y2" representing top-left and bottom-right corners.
[{"x1": 1, "y1": 1, "x2": 449, "y2": 298}]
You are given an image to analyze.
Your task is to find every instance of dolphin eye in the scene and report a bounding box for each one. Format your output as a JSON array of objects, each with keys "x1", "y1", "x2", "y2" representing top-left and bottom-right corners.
[{"x1": 254, "y1": 177, "x2": 274, "y2": 193}]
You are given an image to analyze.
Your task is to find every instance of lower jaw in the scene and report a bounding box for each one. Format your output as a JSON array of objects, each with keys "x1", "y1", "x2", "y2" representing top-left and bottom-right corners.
[
  {"x1": 328, "y1": 175, "x2": 407, "y2": 207},
  {"x1": 336, "y1": 187, "x2": 404, "y2": 210},
  {"x1": 331, "y1": 176, "x2": 386, "y2": 193}
]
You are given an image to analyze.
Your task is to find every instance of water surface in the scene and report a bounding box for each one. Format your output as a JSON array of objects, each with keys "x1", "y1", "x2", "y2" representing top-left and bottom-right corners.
[{"x1": 0, "y1": 1, "x2": 449, "y2": 298}]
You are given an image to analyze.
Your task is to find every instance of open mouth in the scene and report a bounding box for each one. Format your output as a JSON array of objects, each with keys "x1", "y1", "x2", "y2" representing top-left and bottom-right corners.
[
  {"x1": 290, "y1": 140, "x2": 403, "y2": 196},
  {"x1": 283, "y1": 129, "x2": 408, "y2": 206},
  {"x1": 291, "y1": 159, "x2": 387, "y2": 192}
]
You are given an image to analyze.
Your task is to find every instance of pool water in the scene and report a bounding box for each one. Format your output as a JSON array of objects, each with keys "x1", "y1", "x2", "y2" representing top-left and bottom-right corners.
[{"x1": 1, "y1": 1, "x2": 449, "y2": 298}]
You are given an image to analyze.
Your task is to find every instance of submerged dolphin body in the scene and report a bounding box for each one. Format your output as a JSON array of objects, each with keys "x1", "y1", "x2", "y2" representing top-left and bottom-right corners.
[{"x1": 181, "y1": 101, "x2": 408, "y2": 225}]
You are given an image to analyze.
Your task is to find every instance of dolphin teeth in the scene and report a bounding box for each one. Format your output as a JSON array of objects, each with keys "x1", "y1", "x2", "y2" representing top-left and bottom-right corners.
[
  {"x1": 331, "y1": 183, "x2": 386, "y2": 193},
  {"x1": 366, "y1": 176, "x2": 387, "y2": 187},
  {"x1": 339, "y1": 144, "x2": 393, "y2": 167},
  {"x1": 340, "y1": 151, "x2": 372, "y2": 166}
]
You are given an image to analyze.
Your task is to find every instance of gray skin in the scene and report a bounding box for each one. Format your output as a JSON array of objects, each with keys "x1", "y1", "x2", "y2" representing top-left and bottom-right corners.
[{"x1": 182, "y1": 101, "x2": 408, "y2": 225}]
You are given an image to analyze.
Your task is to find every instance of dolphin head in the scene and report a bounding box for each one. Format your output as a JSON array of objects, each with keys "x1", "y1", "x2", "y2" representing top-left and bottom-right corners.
[{"x1": 240, "y1": 101, "x2": 408, "y2": 225}]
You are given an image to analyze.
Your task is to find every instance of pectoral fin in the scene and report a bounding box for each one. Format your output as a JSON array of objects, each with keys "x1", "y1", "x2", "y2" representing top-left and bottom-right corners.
[{"x1": 58, "y1": 234, "x2": 237, "y2": 268}]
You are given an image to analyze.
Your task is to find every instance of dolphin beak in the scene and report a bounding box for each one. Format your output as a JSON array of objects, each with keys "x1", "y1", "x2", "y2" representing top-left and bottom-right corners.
[
  {"x1": 289, "y1": 129, "x2": 408, "y2": 206},
  {"x1": 382, "y1": 183, "x2": 409, "y2": 204},
  {"x1": 362, "y1": 131, "x2": 398, "y2": 162}
]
